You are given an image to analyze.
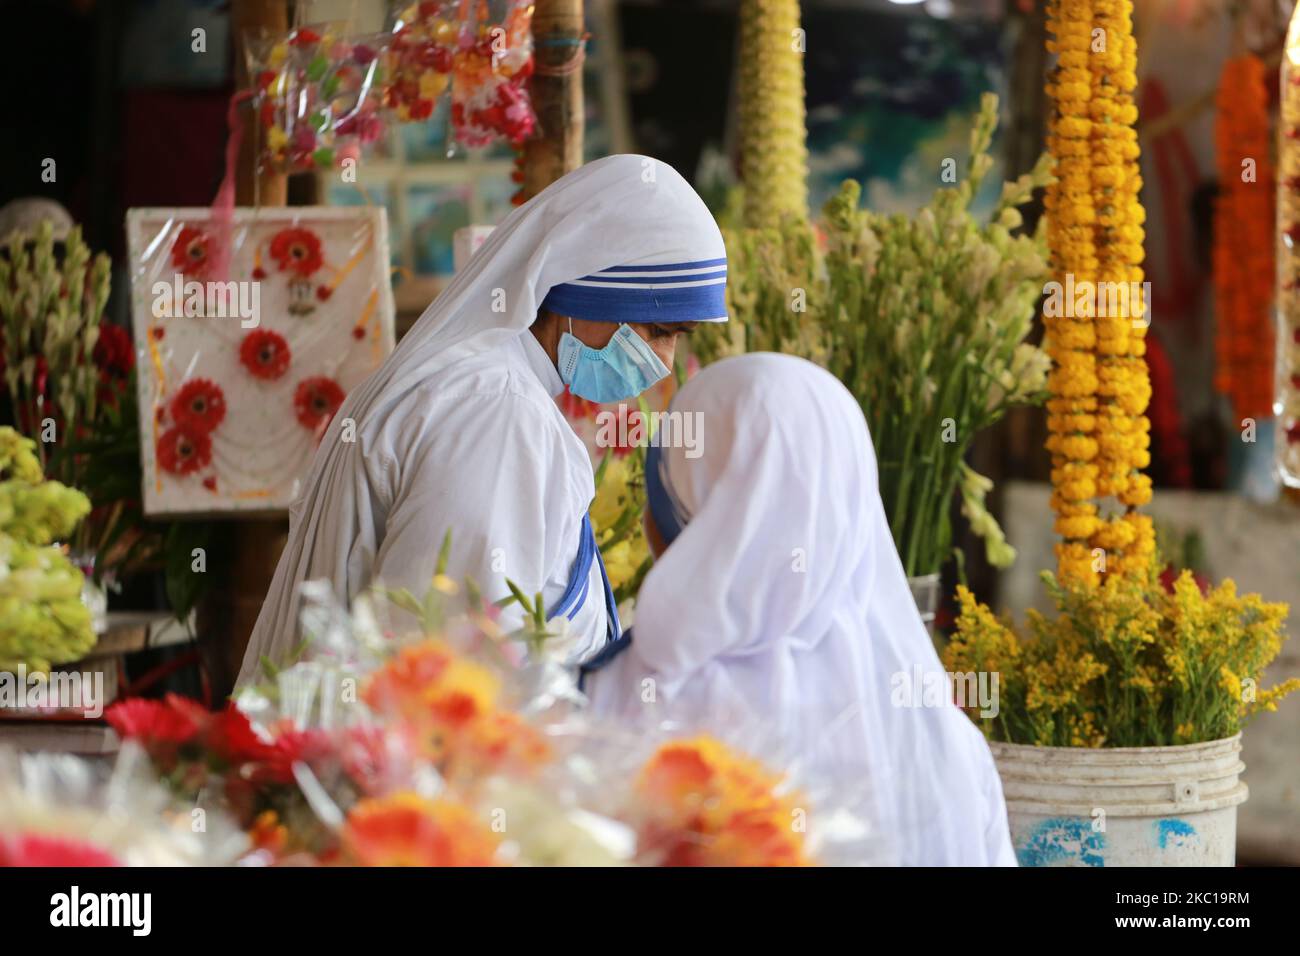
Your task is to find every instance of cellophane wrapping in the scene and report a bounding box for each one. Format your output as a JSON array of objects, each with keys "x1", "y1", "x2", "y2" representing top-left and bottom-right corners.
[{"x1": 125, "y1": 206, "x2": 395, "y2": 515}]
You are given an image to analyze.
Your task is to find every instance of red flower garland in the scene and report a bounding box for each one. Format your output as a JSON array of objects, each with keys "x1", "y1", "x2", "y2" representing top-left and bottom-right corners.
[
  {"x1": 294, "y1": 376, "x2": 345, "y2": 431},
  {"x1": 269, "y1": 227, "x2": 324, "y2": 277},
  {"x1": 169, "y1": 378, "x2": 227, "y2": 433},
  {"x1": 156, "y1": 425, "x2": 212, "y2": 476},
  {"x1": 1213, "y1": 54, "x2": 1275, "y2": 421},
  {"x1": 239, "y1": 329, "x2": 292, "y2": 380}
]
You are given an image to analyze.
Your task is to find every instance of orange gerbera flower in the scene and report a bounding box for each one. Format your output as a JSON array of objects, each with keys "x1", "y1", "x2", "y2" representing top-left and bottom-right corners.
[{"x1": 341, "y1": 793, "x2": 499, "y2": 867}]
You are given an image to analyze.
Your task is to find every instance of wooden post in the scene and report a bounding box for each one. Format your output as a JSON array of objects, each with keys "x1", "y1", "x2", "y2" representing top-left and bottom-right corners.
[
  {"x1": 196, "y1": 0, "x2": 291, "y2": 701},
  {"x1": 232, "y1": 0, "x2": 289, "y2": 207},
  {"x1": 521, "y1": 0, "x2": 586, "y2": 199}
]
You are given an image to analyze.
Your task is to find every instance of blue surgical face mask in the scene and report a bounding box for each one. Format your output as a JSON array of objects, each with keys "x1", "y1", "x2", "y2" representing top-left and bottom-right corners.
[{"x1": 557, "y1": 320, "x2": 671, "y2": 404}]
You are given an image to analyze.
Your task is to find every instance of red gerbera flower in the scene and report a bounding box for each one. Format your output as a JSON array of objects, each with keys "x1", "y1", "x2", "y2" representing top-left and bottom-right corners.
[
  {"x1": 294, "y1": 376, "x2": 345, "y2": 432},
  {"x1": 105, "y1": 697, "x2": 203, "y2": 744},
  {"x1": 169, "y1": 378, "x2": 227, "y2": 433},
  {"x1": 0, "y1": 834, "x2": 121, "y2": 868},
  {"x1": 156, "y1": 424, "x2": 212, "y2": 476},
  {"x1": 239, "y1": 329, "x2": 292, "y2": 380},
  {"x1": 269, "y1": 227, "x2": 324, "y2": 277},
  {"x1": 170, "y1": 225, "x2": 211, "y2": 276}
]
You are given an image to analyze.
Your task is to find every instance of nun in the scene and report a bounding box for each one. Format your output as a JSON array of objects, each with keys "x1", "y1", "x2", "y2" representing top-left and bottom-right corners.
[
  {"x1": 236, "y1": 155, "x2": 727, "y2": 689},
  {"x1": 582, "y1": 353, "x2": 1016, "y2": 866}
]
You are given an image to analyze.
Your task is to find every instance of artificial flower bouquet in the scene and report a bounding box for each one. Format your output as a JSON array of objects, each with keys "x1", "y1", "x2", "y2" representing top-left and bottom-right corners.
[{"x1": 943, "y1": 566, "x2": 1299, "y2": 748}]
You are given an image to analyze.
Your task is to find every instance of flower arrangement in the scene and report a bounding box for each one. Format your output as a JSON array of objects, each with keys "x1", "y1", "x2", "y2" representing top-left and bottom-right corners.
[
  {"x1": 1213, "y1": 53, "x2": 1275, "y2": 425},
  {"x1": 820, "y1": 96, "x2": 1053, "y2": 576},
  {"x1": 699, "y1": 95, "x2": 1050, "y2": 577},
  {"x1": 0, "y1": 427, "x2": 93, "y2": 673},
  {"x1": 944, "y1": 570, "x2": 1299, "y2": 748},
  {"x1": 97, "y1": 548, "x2": 862, "y2": 868},
  {"x1": 946, "y1": 0, "x2": 1297, "y2": 756}
]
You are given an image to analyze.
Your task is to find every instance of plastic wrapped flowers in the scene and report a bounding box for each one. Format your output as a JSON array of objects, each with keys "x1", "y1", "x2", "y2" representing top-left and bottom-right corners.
[
  {"x1": 94, "y1": 548, "x2": 883, "y2": 867},
  {"x1": 0, "y1": 744, "x2": 246, "y2": 867}
]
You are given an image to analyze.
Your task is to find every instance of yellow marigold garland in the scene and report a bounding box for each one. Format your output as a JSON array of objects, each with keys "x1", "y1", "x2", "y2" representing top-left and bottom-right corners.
[{"x1": 1045, "y1": 0, "x2": 1154, "y2": 584}]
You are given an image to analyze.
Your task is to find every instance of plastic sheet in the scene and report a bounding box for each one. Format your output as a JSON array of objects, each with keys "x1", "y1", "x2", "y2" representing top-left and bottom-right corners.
[{"x1": 125, "y1": 206, "x2": 395, "y2": 515}]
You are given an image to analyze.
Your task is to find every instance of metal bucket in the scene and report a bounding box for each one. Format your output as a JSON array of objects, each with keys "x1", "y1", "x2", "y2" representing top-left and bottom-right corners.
[
  {"x1": 990, "y1": 734, "x2": 1248, "y2": 867},
  {"x1": 907, "y1": 573, "x2": 941, "y2": 636}
]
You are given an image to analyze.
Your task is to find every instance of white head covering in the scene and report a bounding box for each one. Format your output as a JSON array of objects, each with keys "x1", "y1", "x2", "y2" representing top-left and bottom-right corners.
[
  {"x1": 240, "y1": 155, "x2": 726, "y2": 687},
  {"x1": 585, "y1": 353, "x2": 1016, "y2": 866}
]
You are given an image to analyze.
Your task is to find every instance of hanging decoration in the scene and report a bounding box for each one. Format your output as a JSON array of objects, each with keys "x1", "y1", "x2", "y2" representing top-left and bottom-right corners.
[
  {"x1": 1043, "y1": 0, "x2": 1154, "y2": 586},
  {"x1": 1213, "y1": 53, "x2": 1275, "y2": 425},
  {"x1": 1278, "y1": 14, "x2": 1300, "y2": 488},
  {"x1": 126, "y1": 207, "x2": 395, "y2": 515},
  {"x1": 245, "y1": 3, "x2": 536, "y2": 173},
  {"x1": 386, "y1": 0, "x2": 536, "y2": 148},
  {"x1": 246, "y1": 26, "x2": 390, "y2": 174}
]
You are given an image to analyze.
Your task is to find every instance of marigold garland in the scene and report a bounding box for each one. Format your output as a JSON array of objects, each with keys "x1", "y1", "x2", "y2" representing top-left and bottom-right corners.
[
  {"x1": 1213, "y1": 54, "x2": 1275, "y2": 423},
  {"x1": 1044, "y1": 0, "x2": 1154, "y2": 584}
]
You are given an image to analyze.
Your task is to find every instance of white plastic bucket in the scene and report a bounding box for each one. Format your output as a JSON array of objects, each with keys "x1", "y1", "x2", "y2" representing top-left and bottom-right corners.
[{"x1": 990, "y1": 734, "x2": 1248, "y2": 867}]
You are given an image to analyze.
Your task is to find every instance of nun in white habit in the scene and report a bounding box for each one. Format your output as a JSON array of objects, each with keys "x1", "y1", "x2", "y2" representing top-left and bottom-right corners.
[
  {"x1": 236, "y1": 155, "x2": 727, "y2": 689},
  {"x1": 582, "y1": 353, "x2": 1017, "y2": 867}
]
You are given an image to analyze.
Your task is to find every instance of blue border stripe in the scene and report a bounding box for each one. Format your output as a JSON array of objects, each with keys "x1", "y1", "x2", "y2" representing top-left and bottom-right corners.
[
  {"x1": 542, "y1": 281, "x2": 728, "y2": 324},
  {"x1": 573, "y1": 270, "x2": 727, "y2": 285},
  {"x1": 598, "y1": 258, "x2": 726, "y2": 273}
]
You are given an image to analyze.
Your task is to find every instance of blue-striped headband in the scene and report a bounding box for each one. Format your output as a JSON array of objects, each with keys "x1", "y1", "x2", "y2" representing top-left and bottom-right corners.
[
  {"x1": 541, "y1": 258, "x2": 728, "y2": 325},
  {"x1": 645, "y1": 441, "x2": 691, "y2": 547}
]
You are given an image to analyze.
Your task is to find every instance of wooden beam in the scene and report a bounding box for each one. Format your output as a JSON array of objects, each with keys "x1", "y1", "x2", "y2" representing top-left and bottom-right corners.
[{"x1": 521, "y1": 0, "x2": 586, "y2": 199}]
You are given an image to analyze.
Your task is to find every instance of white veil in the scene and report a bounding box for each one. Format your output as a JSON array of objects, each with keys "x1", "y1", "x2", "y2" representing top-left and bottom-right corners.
[
  {"x1": 586, "y1": 353, "x2": 1016, "y2": 865},
  {"x1": 237, "y1": 155, "x2": 726, "y2": 687}
]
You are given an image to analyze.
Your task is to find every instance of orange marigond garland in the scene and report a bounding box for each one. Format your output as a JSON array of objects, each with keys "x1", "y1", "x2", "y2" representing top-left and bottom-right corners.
[
  {"x1": 1044, "y1": 0, "x2": 1154, "y2": 585},
  {"x1": 1045, "y1": 0, "x2": 1103, "y2": 585},
  {"x1": 1087, "y1": 0, "x2": 1154, "y2": 579},
  {"x1": 1214, "y1": 53, "x2": 1276, "y2": 423}
]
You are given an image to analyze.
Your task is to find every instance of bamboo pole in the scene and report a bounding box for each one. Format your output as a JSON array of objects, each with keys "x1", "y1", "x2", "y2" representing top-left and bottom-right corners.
[{"x1": 521, "y1": 0, "x2": 586, "y2": 199}]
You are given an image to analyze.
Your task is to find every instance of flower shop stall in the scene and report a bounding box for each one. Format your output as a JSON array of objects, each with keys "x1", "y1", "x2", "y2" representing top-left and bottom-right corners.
[{"x1": 2, "y1": 0, "x2": 1299, "y2": 880}]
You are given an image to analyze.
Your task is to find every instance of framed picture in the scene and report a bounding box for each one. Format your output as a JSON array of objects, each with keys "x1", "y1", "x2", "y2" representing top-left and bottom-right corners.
[{"x1": 125, "y1": 206, "x2": 396, "y2": 515}]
